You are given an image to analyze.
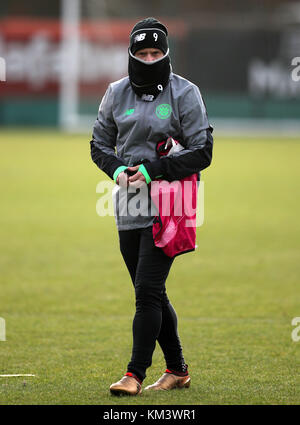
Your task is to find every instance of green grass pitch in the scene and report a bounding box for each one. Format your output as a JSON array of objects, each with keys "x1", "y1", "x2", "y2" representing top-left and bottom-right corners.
[{"x1": 0, "y1": 128, "x2": 299, "y2": 405}]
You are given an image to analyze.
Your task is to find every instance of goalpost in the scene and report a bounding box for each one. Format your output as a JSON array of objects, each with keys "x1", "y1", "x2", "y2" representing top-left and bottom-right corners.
[{"x1": 59, "y1": 0, "x2": 81, "y2": 131}]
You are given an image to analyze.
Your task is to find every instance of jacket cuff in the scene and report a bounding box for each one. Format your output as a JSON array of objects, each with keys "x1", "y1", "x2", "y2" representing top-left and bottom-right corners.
[
  {"x1": 138, "y1": 164, "x2": 152, "y2": 184},
  {"x1": 143, "y1": 160, "x2": 164, "y2": 180},
  {"x1": 113, "y1": 165, "x2": 128, "y2": 182}
]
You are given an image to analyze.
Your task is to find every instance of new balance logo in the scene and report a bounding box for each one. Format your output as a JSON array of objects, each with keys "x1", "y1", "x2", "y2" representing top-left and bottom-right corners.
[
  {"x1": 124, "y1": 108, "x2": 135, "y2": 116},
  {"x1": 142, "y1": 94, "x2": 154, "y2": 102},
  {"x1": 134, "y1": 33, "x2": 146, "y2": 42}
]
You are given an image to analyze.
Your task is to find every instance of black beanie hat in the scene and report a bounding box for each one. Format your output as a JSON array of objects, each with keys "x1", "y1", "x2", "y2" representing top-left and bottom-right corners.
[{"x1": 129, "y1": 17, "x2": 169, "y2": 55}]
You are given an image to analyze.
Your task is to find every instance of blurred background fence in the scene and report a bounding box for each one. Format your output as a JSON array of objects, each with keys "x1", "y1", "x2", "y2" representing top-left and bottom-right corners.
[{"x1": 0, "y1": 0, "x2": 300, "y2": 133}]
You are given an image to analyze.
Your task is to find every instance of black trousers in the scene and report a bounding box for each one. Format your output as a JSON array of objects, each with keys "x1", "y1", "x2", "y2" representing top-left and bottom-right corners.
[{"x1": 118, "y1": 226, "x2": 186, "y2": 381}]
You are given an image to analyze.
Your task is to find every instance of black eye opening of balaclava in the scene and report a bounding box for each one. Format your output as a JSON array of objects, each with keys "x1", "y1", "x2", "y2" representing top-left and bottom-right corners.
[{"x1": 128, "y1": 17, "x2": 171, "y2": 101}]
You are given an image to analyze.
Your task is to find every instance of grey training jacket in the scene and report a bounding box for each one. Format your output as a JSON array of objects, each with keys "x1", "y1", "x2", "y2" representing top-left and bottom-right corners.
[{"x1": 91, "y1": 72, "x2": 213, "y2": 230}]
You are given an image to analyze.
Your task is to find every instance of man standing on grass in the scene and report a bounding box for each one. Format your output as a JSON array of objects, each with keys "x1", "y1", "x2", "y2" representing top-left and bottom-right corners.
[{"x1": 90, "y1": 17, "x2": 213, "y2": 395}]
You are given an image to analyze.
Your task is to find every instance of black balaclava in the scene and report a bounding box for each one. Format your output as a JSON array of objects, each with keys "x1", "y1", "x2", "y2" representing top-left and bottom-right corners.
[{"x1": 128, "y1": 17, "x2": 171, "y2": 101}]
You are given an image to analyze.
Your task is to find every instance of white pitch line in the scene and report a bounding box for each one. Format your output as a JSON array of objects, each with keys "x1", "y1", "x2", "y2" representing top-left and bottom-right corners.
[{"x1": 0, "y1": 374, "x2": 35, "y2": 377}]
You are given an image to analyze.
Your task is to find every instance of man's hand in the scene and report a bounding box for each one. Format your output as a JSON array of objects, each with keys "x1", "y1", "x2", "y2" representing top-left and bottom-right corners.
[{"x1": 127, "y1": 165, "x2": 146, "y2": 189}]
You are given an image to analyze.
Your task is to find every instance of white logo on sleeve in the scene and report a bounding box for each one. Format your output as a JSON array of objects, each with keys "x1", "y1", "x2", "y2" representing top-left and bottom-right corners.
[{"x1": 135, "y1": 33, "x2": 146, "y2": 42}]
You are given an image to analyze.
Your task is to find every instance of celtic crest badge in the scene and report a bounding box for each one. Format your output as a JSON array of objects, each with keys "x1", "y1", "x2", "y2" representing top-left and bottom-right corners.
[{"x1": 155, "y1": 104, "x2": 172, "y2": 119}]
